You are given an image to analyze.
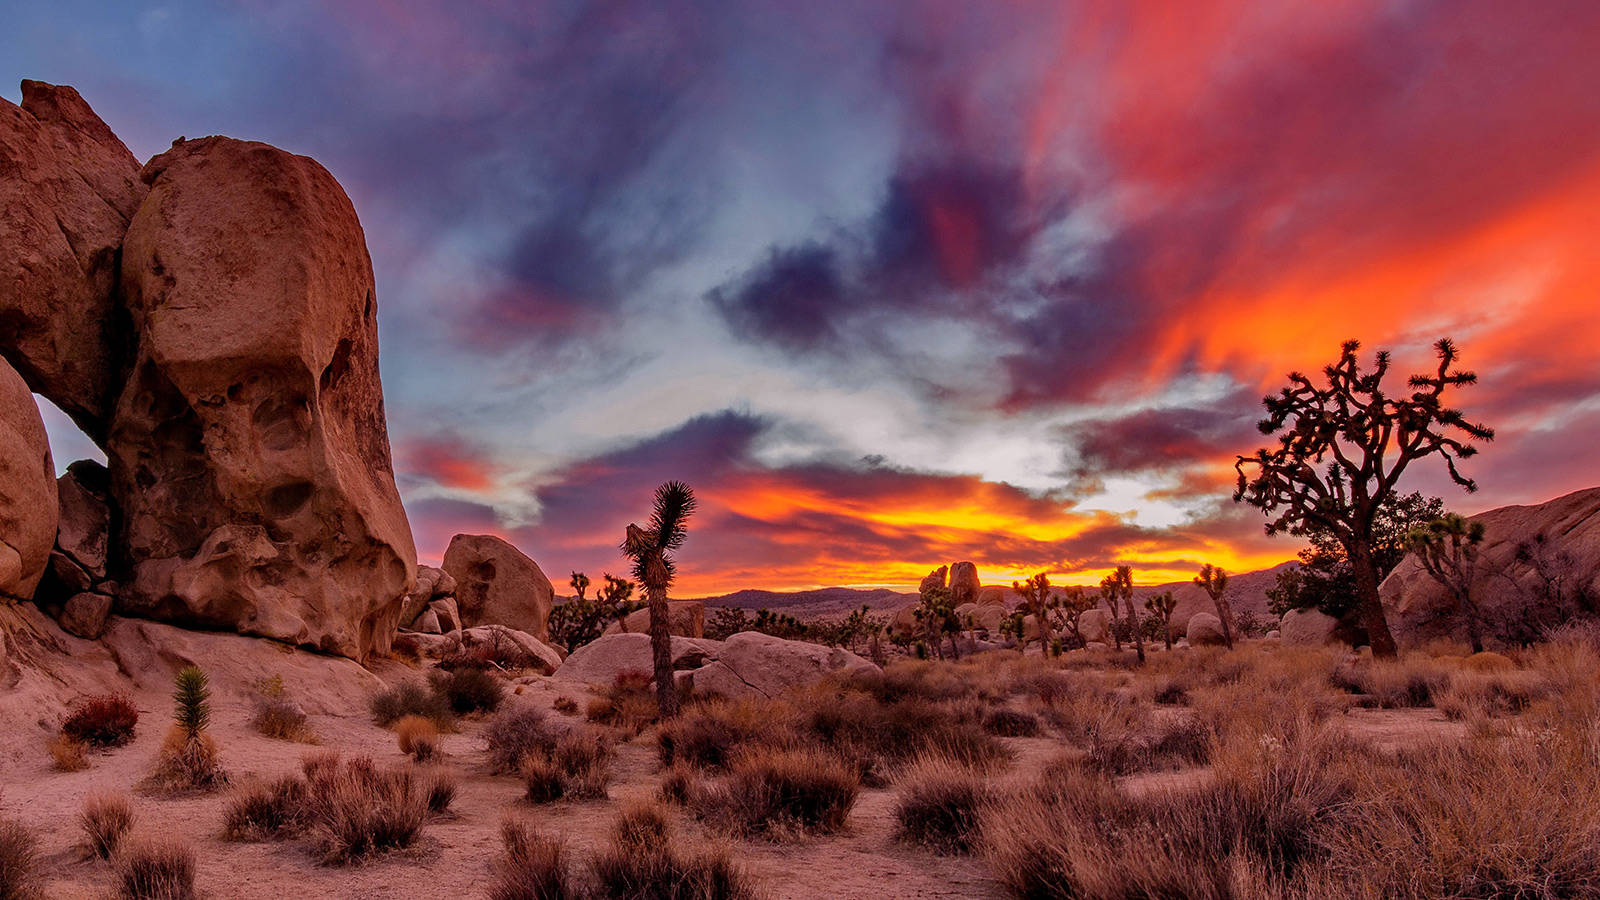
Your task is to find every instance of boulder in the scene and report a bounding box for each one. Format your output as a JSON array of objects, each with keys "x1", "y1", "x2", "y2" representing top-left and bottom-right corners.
[
  {"x1": 976, "y1": 585, "x2": 1010, "y2": 607},
  {"x1": 949, "y1": 561, "x2": 980, "y2": 606},
  {"x1": 1186, "y1": 612, "x2": 1228, "y2": 647},
  {"x1": 0, "y1": 360, "x2": 57, "y2": 601},
  {"x1": 1264, "y1": 630, "x2": 1281, "y2": 641},
  {"x1": 552, "y1": 632, "x2": 724, "y2": 686},
  {"x1": 54, "y1": 461, "x2": 110, "y2": 578},
  {"x1": 458, "y1": 624, "x2": 563, "y2": 675},
  {"x1": 918, "y1": 565, "x2": 948, "y2": 595},
  {"x1": 604, "y1": 600, "x2": 706, "y2": 638},
  {"x1": 0, "y1": 81, "x2": 145, "y2": 438},
  {"x1": 1381, "y1": 486, "x2": 1600, "y2": 647},
  {"x1": 955, "y1": 602, "x2": 1006, "y2": 634},
  {"x1": 692, "y1": 631, "x2": 880, "y2": 701},
  {"x1": 413, "y1": 609, "x2": 442, "y2": 634},
  {"x1": 400, "y1": 564, "x2": 448, "y2": 624},
  {"x1": 58, "y1": 591, "x2": 112, "y2": 639},
  {"x1": 889, "y1": 602, "x2": 920, "y2": 637},
  {"x1": 442, "y1": 534, "x2": 554, "y2": 639},
  {"x1": 1280, "y1": 608, "x2": 1340, "y2": 647},
  {"x1": 429, "y1": 596, "x2": 461, "y2": 632},
  {"x1": 107, "y1": 136, "x2": 416, "y2": 661},
  {"x1": 1076, "y1": 608, "x2": 1111, "y2": 644}
]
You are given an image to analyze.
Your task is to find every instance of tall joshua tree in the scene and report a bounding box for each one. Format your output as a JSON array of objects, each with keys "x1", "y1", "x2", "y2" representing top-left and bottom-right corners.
[
  {"x1": 1101, "y1": 566, "x2": 1143, "y2": 663},
  {"x1": 1012, "y1": 572, "x2": 1056, "y2": 654},
  {"x1": 621, "y1": 481, "x2": 696, "y2": 719},
  {"x1": 1194, "y1": 564, "x2": 1234, "y2": 649},
  {"x1": 1235, "y1": 339, "x2": 1493, "y2": 658},
  {"x1": 1406, "y1": 514, "x2": 1487, "y2": 652},
  {"x1": 1145, "y1": 591, "x2": 1178, "y2": 650}
]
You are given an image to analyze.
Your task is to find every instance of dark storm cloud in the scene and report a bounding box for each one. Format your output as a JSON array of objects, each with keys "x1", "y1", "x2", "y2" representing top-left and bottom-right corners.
[{"x1": 1065, "y1": 387, "x2": 1263, "y2": 493}]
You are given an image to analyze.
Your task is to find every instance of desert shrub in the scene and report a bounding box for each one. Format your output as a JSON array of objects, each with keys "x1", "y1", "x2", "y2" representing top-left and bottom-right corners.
[
  {"x1": 522, "y1": 754, "x2": 567, "y2": 804},
  {"x1": 301, "y1": 749, "x2": 342, "y2": 784},
  {"x1": 1330, "y1": 658, "x2": 1447, "y2": 708},
  {"x1": 395, "y1": 715, "x2": 440, "y2": 762},
  {"x1": 389, "y1": 633, "x2": 423, "y2": 661},
  {"x1": 522, "y1": 728, "x2": 614, "y2": 803},
  {"x1": 80, "y1": 791, "x2": 134, "y2": 859},
  {"x1": 115, "y1": 838, "x2": 197, "y2": 900},
  {"x1": 802, "y1": 691, "x2": 1008, "y2": 783},
  {"x1": 893, "y1": 756, "x2": 992, "y2": 854},
  {"x1": 311, "y1": 763, "x2": 427, "y2": 864},
  {"x1": 0, "y1": 818, "x2": 39, "y2": 900},
  {"x1": 980, "y1": 708, "x2": 1039, "y2": 737},
  {"x1": 658, "y1": 763, "x2": 699, "y2": 805},
  {"x1": 223, "y1": 774, "x2": 309, "y2": 841},
  {"x1": 251, "y1": 676, "x2": 315, "y2": 743},
  {"x1": 439, "y1": 627, "x2": 535, "y2": 671},
  {"x1": 485, "y1": 704, "x2": 556, "y2": 774},
  {"x1": 492, "y1": 819, "x2": 580, "y2": 900},
  {"x1": 585, "y1": 670, "x2": 659, "y2": 733},
  {"x1": 421, "y1": 768, "x2": 457, "y2": 814},
  {"x1": 61, "y1": 694, "x2": 138, "y2": 747},
  {"x1": 553, "y1": 696, "x2": 579, "y2": 715},
  {"x1": 49, "y1": 733, "x2": 89, "y2": 771},
  {"x1": 146, "y1": 726, "x2": 226, "y2": 794},
  {"x1": 591, "y1": 803, "x2": 754, "y2": 900},
  {"x1": 657, "y1": 698, "x2": 796, "y2": 770},
  {"x1": 1085, "y1": 710, "x2": 1211, "y2": 776},
  {"x1": 369, "y1": 679, "x2": 453, "y2": 729},
  {"x1": 430, "y1": 666, "x2": 505, "y2": 715},
  {"x1": 695, "y1": 746, "x2": 858, "y2": 837},
  {"x1": 1434, "y1": 670, "x2": 1550, "y2": 721}
]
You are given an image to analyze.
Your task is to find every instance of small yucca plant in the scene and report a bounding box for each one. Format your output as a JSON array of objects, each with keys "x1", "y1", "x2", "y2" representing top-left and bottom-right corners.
[{"x1": 174, "y1": 666, "x2": 211, "y2": 740}]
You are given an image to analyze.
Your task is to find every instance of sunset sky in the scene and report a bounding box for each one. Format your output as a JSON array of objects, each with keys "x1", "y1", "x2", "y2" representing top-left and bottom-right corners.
[{"x1": 7, "y1": 1, "x2": 1598, "y2": 594}]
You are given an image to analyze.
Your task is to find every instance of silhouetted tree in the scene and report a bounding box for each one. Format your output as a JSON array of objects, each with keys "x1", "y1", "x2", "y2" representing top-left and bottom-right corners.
[
  {"x1": 1266, "y1": 491, "x2": 1445, "y2": 621},
  {"x1": 1102, "y1": 566, "x2": 1143, "y2": 663},
  {"x1": 1193, "y1": 564, "x2": 1233, "y2": 649},
  {"x1": 1235, "y1": 339, "x2": 1493, "y2": 659},
  {"x1": 914, "y1": 582, "x2": 961, "y2": 660},
  {"x1": 621, "y1": 481, "x2": 696, "y2": 719},
  {"x1": 1144, "y1": 591, "x2": 1178, "y2": 650},
  {"x1": 1012, "y1": 572, "x2": 1056, "y2": 654},
  {"x1": 548, "y1": 573, "x2": 638, "y2": 652},
  {"x1": 1406, "y1": 514, "x2": 1487, "y2": 652},
  {"x1": 1051, "y1": 585, "x2": 1096, "y2": 651}
]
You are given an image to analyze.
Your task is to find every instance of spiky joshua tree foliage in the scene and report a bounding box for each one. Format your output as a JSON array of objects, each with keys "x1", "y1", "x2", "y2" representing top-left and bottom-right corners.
[
  {"x1": 1144, "y1": 591, "x2": 1178, "y2": 650},
  {"x1": 1101, "y1": 566, "x2": 1143, "y2": 663},
  {"x1": 1011, "y1": 572, "x2": 1056, "y2": 654},
  {"x1": 1406, "y1": 513, "x2": 1488, "y2": 652},
  {"x1": 1194, "y1": 564, "x2": 1234, "y2": 649},
  {"x1": 1052, "y1": 585, "x2": 1096, "y2": 651},
  {"x1": 174, "y1": 666, "x2": 211, "y2": 741},
  {"x1": 621, "y1": 481, "x2": 696, "y2": 719},
  {"x1": 1234, "y1": 338, "x2": 1494, "y2": 658}
]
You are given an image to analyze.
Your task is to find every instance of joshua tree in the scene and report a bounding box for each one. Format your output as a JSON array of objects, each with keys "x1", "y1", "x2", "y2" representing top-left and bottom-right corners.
[
  {"x1": 1098, "y1": 586, "x2": 1123, "y2": 652},
  {"x1": 1012, "y1": 572, "x2": 1056, "y2": 654},
  {"x1": 1235, "y1": 338, "x2": 1493, "y2": 659},
  {"x1": 621, "y1": 481, "x2": 697, "y2": 719},
  {"x1": 914, "y1": 583, "x2": 961, "y2": 660},
  {"x1": 1406, "y1": 514, "x2": 1487, "y2": 652},
  {"x1": 1194, "y1": 564, "x2": 1234, "y2": 649},
  {"x1": 173, "y1": 666, "x2": 211, "y2": 741},
  {"x1": 1051, "y1": 585, "x2": 1097, "y2": 651},
  {"x1": 1102, "y1": 566, "x2": 1143, "y2": 663},
  {"x1": 548, "y1": 573, "x2": 638, "y2": 652},
  {"x1": 1144, "y1": 591, "x2": 1179, "y2": 650},
  {"x1": 570, "y1": 572, "x2": 591, "y2": 604}
]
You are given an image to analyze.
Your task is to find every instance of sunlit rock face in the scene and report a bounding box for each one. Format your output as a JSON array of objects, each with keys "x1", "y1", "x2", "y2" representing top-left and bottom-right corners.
[
  {"x1": 108, "y1": 136, "x2": 415, "y2": 660},
  {"x1": 0, "y1": 358, "x2": 57, "y2": 601},
  {"x1": 0, "y1": 80, "x2": 144, "y2": 441}
]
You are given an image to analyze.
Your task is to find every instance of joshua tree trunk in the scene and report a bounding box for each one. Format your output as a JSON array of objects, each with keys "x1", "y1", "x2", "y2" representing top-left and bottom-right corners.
[
  {"x1": 1350, "y1": 541, "x2": 1398, "y2": 659},
  {"x1": 1124, "y1": 595, "x2": 1145, "y2": 663},
  {"x1": 645, "y1": 582, "x2": 680, "y2": 718},
  {"x1": 1107, "y1": 604, "x2": 1123, "y2": 652}
]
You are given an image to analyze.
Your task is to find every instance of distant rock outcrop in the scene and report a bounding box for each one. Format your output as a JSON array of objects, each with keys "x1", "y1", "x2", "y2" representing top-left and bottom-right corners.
[
  {"x1": 442, "y1": 534, "x2": 555, "y2": 639},
  {"x1": 0, "y1": 81, "x2": 145, "y2": 439},
  {"x1": 949, "y1": 561, "x2": 980, "y2": 606},
  {"x1": 0, "y1": 359, "x2": 57, "y2": 601},
  {"x1": 109, "y1": 136, "x2": 416, "y2": 660},
  {"x1": 1382, "y1": 487, "x2": 1600, "y2": 647}
]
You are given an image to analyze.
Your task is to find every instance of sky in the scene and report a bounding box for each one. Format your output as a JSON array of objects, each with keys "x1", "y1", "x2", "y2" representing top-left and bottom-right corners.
[{"x1": 7, "y1": 0, "x2": 1599, "y2": 595}]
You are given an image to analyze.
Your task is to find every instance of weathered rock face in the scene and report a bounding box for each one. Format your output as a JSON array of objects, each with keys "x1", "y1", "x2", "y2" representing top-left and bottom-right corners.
[
  {"x1": 54, "y1": 460, "x2": 110, "y2": 580},
  {"x1": 442, "y1": 534, "x2": 554, "y2": 639},
  {"x1": 1076, "y1": 608, "x2": 1111, "y2": 644},
  {"x1": 552, "y1": 632, "x2": 723, "y2": 686},
  {"x1": 457, "y1": 624, "x2": 563, "y2": 675},
  {"x1": 604, "y1": 600, "x2": 706, "y2": 638},
  {"x1": 1280, "y1": 608, "x2": 1340, "y2": 647},
  {"x1": 0, "y1": 359, "x2": 57, "y2": 601},
  {"x1": 955, "y1": 602, "x2": 1006, "y2": 634},
  {"x1": 0, "y1": 81, "x2": 145, "y2": 438},
  {"x1": 1382, "y1": 487, "x2": 1600, "y2": 647},
  {"x1": 949, "y1": 561, "x2": 980, "y2": 606},
  {"x1": 691, "y1": 631, "x2": 880, "y2": 701},
  {"x1": 919, "y1": 565, "x2": 948, "y2": 596},
  {"x1": 1186, "y1": 612, "x2": 1228, "y2": 647},
  {"x1": 108, "y1": 136, "x2": 415, "y2": 660}
]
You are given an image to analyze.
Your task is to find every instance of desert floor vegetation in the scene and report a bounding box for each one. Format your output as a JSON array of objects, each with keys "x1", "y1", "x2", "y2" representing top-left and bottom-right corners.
[{"x1": 10, "y1": 634, "x2": 1600, "y2": 898}]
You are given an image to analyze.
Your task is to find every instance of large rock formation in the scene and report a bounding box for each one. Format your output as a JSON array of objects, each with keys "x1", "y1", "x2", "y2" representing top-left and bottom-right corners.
[
  {"x1": 1280, "y1": 608, "x2": 1340, "y2": 647},
  {"x1": 948, "y1": 561, "x2": 980, "y2": 606},
  {"x1": 107, "y1": 136, "x2": 415, "y2": 659},
  {"x1": 1382, "y1": 487, "x2": 1600, "y2": 647},
  {"x1": 692, "y1": 631, "x2": 880, "y2": 701},
  {"x1": 1185, "y1": 612, "x2": 1228, "y2": 647},
  {"x1": 442, "y1": 534, "x2": 554, "y2": 639},
  {"x1": 0, "y1": 81, "x2": 144, "y2": 439},
  {"x1": 552, "y1": 632, "x2": 723, "y2": 686},
  {"x1": 604, "y1": 600, "x2": 706, "y2": 638},
  {"x1": 0, "y1": 359, "x2": 57, "y2": 600}
]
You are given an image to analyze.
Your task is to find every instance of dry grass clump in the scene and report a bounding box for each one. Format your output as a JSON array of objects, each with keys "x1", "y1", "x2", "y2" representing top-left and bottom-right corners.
[
  {"x1": 429, "y1": 666, "x2": 505, "y2": 715},
  {"x1": 421, "y1": 767, "x2": 458, "y2": 814},
  {"x1": 1332, "y1": 658, "x2": 1449, "y2": 708},
  {"x1": 804, "y1": 690, "x2": 1010, "y2": 783},
  {"x1": 249, "y1": 674, "x2": 317, "y2": 742},
  {"x1": 1434, "y1": 668, "x2": 1551, "y2": 721},
  {"x1": 492, "y1": 819, "x2": 582, "y2": 900},
  {"x1": 893, "y1": 755, "x2": 992, "y2": 854},
  {"x1": 60, "y1": 693, "x2": 139, "y2": 748},
  {"x1": 80, "y1": 791, "x2": 135, "y2": 859},
  {"x1": 980, "y1": 707, "x2": 1040, "y2": 737},
  {"x1": 657, "y1": 697, "x2": 798, "y2": 770},
  {"x1": 115, "y1": 837, "x2": 197, "y2": 900},
  {"x1": 223, "y1": 774, "x2": 310, "y2": 841},
  {"x1": 145, "y1": 727, "x2": 226, "y2": 794},
  {"x1": 691, "y1": 746, "x2": 858, "y2": 838},
  {"x1": 0, "y1": 817, "x2": 41, "y2": 900},
  {"x1": 554, "y1": 696, "x2": 579, "y2": 715},
  {"x1": 590, "y1": 803, "x2": 754, "y2": 900},
  {"x1": 369, "y1": 679, "x2": 455, "y2": 729},
  {"x1": 49, "y1": 733, "x2": 89, "y2": 771},
  {"x1": 523, "y1": 728, "x2": 615, "y2": 803},
  {"x1": 485, "y1": 704, "x2": 556, "y2": 774},
  {"x1": 222, "y1": 753, "x2": 431, "y2": 864},
  {"x1": 395, "y1": 715, "x2": 441, "y2": 762},
  {"x1": 1085, "y1": 708, "x2": 1210, "y2": 776},
  {"x1": 585, "y1": 670, "x2": 662, "y2": 733}
]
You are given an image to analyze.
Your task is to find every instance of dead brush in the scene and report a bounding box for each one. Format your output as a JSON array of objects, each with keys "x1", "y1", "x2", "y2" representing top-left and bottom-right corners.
[
  {"x1": 492, "y1": 818, "x2": 581, "y2": 900},
  {"x1": 115, "y1": 837, "x2": 198, "y2": 900},
  {"x1": 656, "y1": 697, "x2": 798, "y2": 770},
  {"x1": 485, "y1": 704, "x2": 556, "y2": 774},
  {"x1": 223, "y1": 774, "x2": 310, "y2": 841},
  {"x1": 522, "y1": 727, "x2": 614, "y2": 803},
  {"x1": 395, "y1": 714, "x2": 441, "y2": 762},
  {"x1": 892, "y1": 755, "x2": 993, "y2": 854},
  {"x1": 421, "y1": 767, "x2": 457, "y2": 814},
  {"x1": 1434, "y1": 669, "x2": 1551, "y2": 721},
  {"x1": 79, "y1": 791, "x2": 134, "y2": 859},
  {"x1": 590, "y1": 802, "x2": 754, "y2": 899},
  {"x1": 1085, "y1": 708, "x2": 1211, "y2": 776},
  {"x1": 585, "y1": 670, "x2": 661, "y2": 733},
  {"x1": 60, "y1": 694, "x2": 139, "y2": 748},
  {"x1": 311, "y1": 762, "x2": 427, "y2": 864},
  {"x1": 0, "y1": 816, "x2": 40, "y2": 900},
  {"x1": 49, "y1": 733, "x2": 89, "y2": 772},
  {"x1": 692, "y1": 745, "x2": 859, "y2": 837}
]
